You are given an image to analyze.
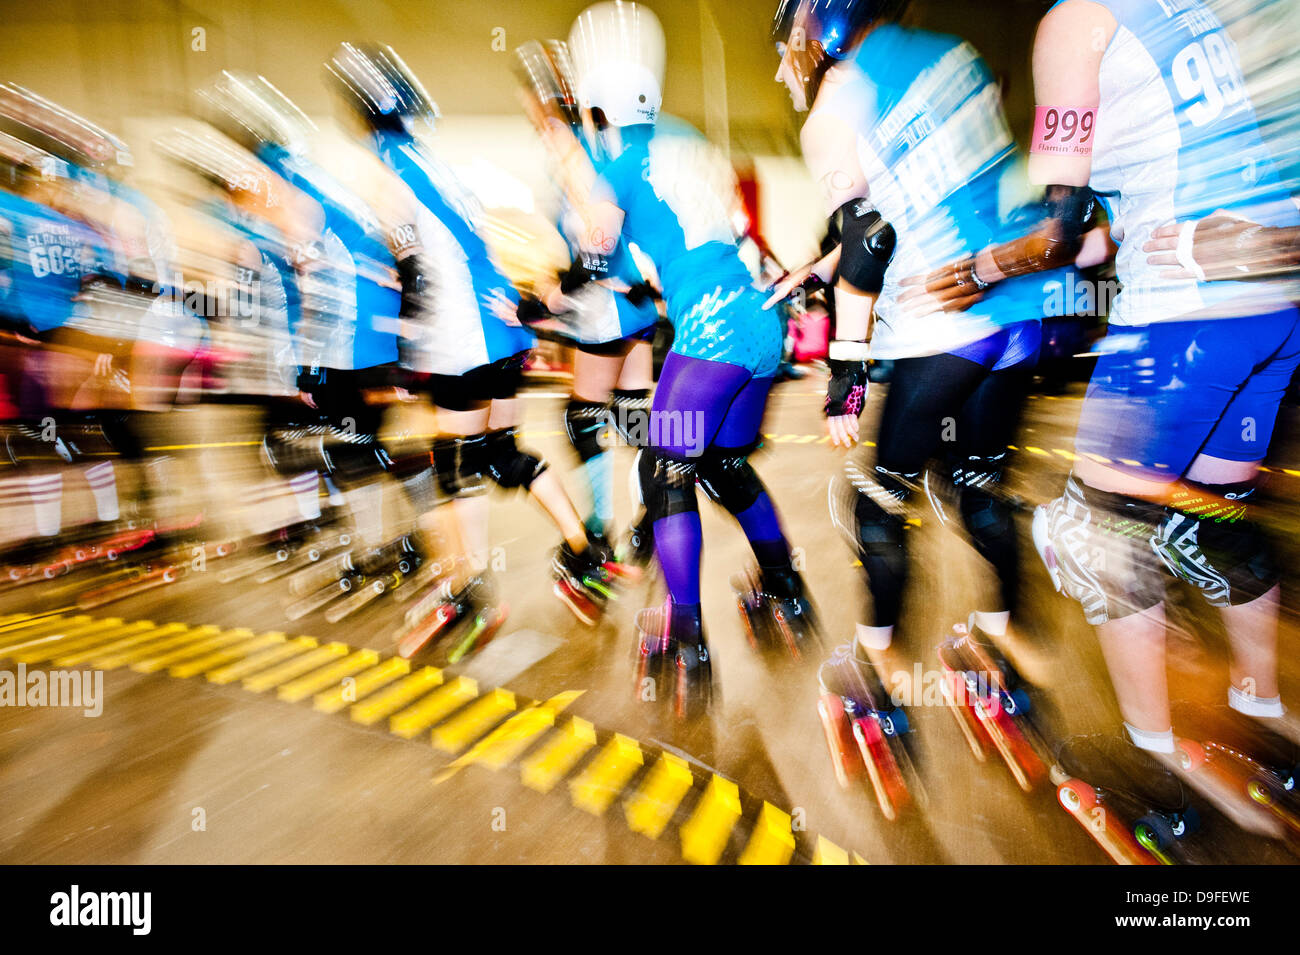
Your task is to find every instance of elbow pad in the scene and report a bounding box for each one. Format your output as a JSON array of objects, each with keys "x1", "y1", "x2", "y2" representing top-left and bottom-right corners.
[
  {"x1": 396, "y1": 255, "x2": 428, "y2": 320},
  {"x1": 991, "y1": 185, "x2": 1095, "y2": 278},
  {"x1": 834, "y1": 199, "x2": 896, "y2": 295}
]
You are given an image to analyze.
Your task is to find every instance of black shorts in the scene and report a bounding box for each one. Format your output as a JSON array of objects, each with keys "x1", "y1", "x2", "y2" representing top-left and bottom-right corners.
[
  {"x1": 574, "y1": 323, "x2": 657, "y2": 357},
  {"x1": 422, "y1": 353, "x2": 527, "y2": 412},
  {"x1": 302, "y1": 365, "x2": 394, "y2": 435}
]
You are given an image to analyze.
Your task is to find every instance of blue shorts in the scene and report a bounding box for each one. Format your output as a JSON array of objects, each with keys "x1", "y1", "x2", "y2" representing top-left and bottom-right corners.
[
  {"x1": 1074, "y1": 307, "x2": 1300, "y2": 479},
  {"x1": 671, "y1": 285, "x2": 784, "y2": 379}
]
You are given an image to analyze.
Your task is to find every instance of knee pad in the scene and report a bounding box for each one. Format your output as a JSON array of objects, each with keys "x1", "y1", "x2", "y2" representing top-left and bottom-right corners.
[
  {"x1": 610, "y1": 388, "x2": 651, "y2": 446},
  {"x1": 696, "y1": 445, "x2": 763, "y2": 516},
  {"x1": 322, "y1": 430, "x2": 390, "y2": 489},
  {"x1": 263, "y1": 425, "x2": 328, "y2": 477},
  {"x1": 645, "y1": 452, "x2": 699, "y2": 523},
  {"x1": 433, "y1": 434, "x2": 488, "y2": 498},
  {"x1": 1152, "y1": 481, "x2": 1278, "y2": 608},
  {"x1": 486, "y1": 428, "x2": 547, "y2": 491},
  {"x1": 1037, "y1": 473, "x2": 1167, "y2": 625},
  {"x1": 564, "y1": 398, "x2": 608, "y2": 463}
]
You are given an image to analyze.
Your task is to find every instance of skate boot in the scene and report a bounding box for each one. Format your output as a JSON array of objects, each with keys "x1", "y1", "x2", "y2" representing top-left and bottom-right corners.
[
  {"x1": 1171, "y1": 701, "x2": 1300, "y2": 838},
  {"x1": 731, "y1": 564, "x2": 820, "y2": 660},
  {"x1": 937, "y1": 618, "x2": 1049, "y2": 792},
  {"x1": 1055, "y1": 733, "x2": 1200, "y2": 864},
  {"x1": 396, "y1": 573, "x2": 507, "y2": 663},
  {"x1": 586, "y1": 528, "x2": 641, "y2": 584},
  {"x1": 552, "y1": 540, "x2": 615, "y2": 626},
  {"x1": 633, "y1": 601, "x2": 713, "y2": 720},
  {"x1": 817, "y1": 643, "x2": 916, "y2": 820}
]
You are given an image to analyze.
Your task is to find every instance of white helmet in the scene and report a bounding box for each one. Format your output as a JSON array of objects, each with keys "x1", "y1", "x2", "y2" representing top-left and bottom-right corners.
[{"x1": 567, "y1": 2, "x2": 665, "y2": 127}]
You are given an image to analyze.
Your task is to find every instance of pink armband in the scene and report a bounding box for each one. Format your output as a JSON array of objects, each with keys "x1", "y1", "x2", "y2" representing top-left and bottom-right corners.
[{"x1": 1030, "y1": 106, "x2": 1097, "y2": 156}]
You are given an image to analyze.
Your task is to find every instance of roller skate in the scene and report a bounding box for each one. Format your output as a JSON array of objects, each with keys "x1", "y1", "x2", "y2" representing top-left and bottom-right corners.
[
  {"x1": 586, "y1": 528, "x2": 641, "y2": 584},
  {"x1": 1171, "y1": 701, "x2": 1300, "y2": 840},
  {"x1": 633, "y1": 600, "x2": 713, "y2": 720},
  {"x1": 731, "y1": 564, "x2": 820, "y2": 660},
  {"x1": 619, "y1": 517, "x2": 655, "y2": 571},
  {"x1": 1054, "y1": 733, "x2": 1201, "y2": 865},
  {"x1": 396, "y1": 573, "x2": 507, "y2": 663},
  {"x1": 816, "y1": 643, "x2": 917, "y2": 820},
  {"x1": 74, "y1": 514, "x2": 204, "y2": 610},
  {"x1": 552, "y1": 539, "x2": 615, "y2": 626},
  {"x1": 283, "y1": 535, "x2": 418, "y2": 621},
  {"x1": 937, "y1": 618, "x2": 1049, "y2": 792}
]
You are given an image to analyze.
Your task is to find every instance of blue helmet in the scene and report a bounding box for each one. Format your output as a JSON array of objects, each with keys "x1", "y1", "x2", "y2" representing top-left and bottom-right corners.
[{"x1": 771, "y1": 0, "x2": 908, "y2": 109}]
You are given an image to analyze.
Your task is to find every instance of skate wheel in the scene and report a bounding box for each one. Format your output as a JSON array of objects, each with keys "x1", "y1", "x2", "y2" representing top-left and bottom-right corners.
[
  {"x1": 1134, "y1": 813, "x2": 1177, "y2": 852},
  {"x1": 162, "y1": 569, "x2": 176, "y2": 583},
  {"x1": 339, "y1": 578, "x2": 353, "y2": 592},
  {"x1": 1057, "y1": 779, "x2": 1098, "y2": 813},
  {"x1": 107, "y1": 549, "x2": 119, "y2": 561},
  {"x1": 1006, "y1": 688, "x2": 1032, "y2": 716},
  {"x1": 1176, "y1": 739, "x2": 1207, "y2": 771},
  {"x1": 882, "y1": 707, "x2": 909, "y2": 737},
  {"x1": 338, "y1": 533, "x2": 352, "y2": 546},
  {"x1": 308, "y1": 548, "x2": 321, "y2": 561},
  {"x1": 1247, "y1": 778, "x2": 1274, "y2": 807},
  {"x1": 276, "y1": 548, "x2": 290, "y2": 562}
]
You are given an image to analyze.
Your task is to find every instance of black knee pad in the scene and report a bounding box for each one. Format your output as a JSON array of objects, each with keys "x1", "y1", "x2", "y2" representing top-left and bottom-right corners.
[
  {"x1": 486, "y1": 428, "x2": 547, "y2": 491},
  {"x1": 1156, "y1": 481, "x2": 1278, "y2": 608},
  {"x1": 433, "y1": 434, "x2": 488, "y2": 498},
  {"x1": 696, "y1": 445, "x2": 763, "y2": 516},
  {"x1": 610, "y1": 388, "x2": 651, "y2": 447},
  {"x1": 323, "y1": 430, "x2": 390, "y2": 489},
  {"x1": 97, "y1": 411, "x2": 145, "y2": 461},
  {"x1": 645, "y1": 451, "x2": 699, "y2": 523},
  {"x1": 960, "y1": 483, "x2": 1021, "y2": 614},
  {"x1": 263, "y1": 426, "x2": 328, "y2": 477},
  {"x1": 564, "y1": 398, "x2": 608, "y2": 463}
]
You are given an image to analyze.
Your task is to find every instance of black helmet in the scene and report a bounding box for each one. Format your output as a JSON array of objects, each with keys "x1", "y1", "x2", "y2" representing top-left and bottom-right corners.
[{"x1": 326, "y1": 42, "x2": 438, "y2": 134}]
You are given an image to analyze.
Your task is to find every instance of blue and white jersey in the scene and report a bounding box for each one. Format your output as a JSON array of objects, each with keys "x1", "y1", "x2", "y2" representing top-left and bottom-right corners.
[
  {"x1": 594, "y1": 120, "x2": 757, "y2": 328},
  {"x1": 371, "y1": 129, "x2": 533, "y2": 377},
  {"x1": 816, "y1": 25, "x2": 1058, "y2": 358},
  {"x1": 204, "y1": 199, "x2": 300, "y2": 397},
  {"x1": 0, "y1": 190, "x2": 105, "y2": 333},
  {"x1": 554, "y1": 197, "x2": 658, "y2": 345},
  {"x1": 1080, "y1": 0, "x2": 1300, "y2": 323},
  {"x1": 257, "y1": 143, "x2": 400, "y2": 372}
]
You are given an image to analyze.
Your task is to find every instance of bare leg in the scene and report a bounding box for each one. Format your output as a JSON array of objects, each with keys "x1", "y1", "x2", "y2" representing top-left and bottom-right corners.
[
  {"x1": 488, "y1": 397, "x2": 588, "y2": 552},
  {"x1": 1095, "y1": 603, "x2": 1171, "y2": 736}
]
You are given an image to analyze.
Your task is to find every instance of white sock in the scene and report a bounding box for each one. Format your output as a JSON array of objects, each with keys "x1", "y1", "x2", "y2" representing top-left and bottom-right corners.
[
  {"x1": 83, "y1": 461, "x2": 120, "y2": 522},
  {"x1": 28, "y1": 473, "x2": 63, "y2": 537},
  {"x1": 289, "y1": 471, "x2": 322, "y2": 522},
  {"x1": 972, "y1": 610, "x2": 1010, "y2": 638},
  {"x1": 1228, "y1": 685, "x2": 1286, "y2": 719},
  {"x1": 855, "y1": 623, "x2": 893, "y2": 652},
  {"x1": 323, "y1": 475, "x2": 346, "y2": 508},
  {"x1": 1124, "y1": 722, "x2": 1176, "y2": 754}
]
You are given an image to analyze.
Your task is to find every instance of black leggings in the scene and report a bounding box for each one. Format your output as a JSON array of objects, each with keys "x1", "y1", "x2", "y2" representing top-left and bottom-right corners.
[{"x1": 857, "y1": 352, "x2": 1032, "y2": 626}]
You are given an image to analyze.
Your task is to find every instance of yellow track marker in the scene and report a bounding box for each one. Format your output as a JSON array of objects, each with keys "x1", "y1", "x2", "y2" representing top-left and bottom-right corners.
[
  {"x1": 813, "y1": 836, "x2": 850, "y2": 865},
  {"x1": 431, "y1": 688, "x2": 515, "y2": 754},
  {"x1": 738, "y1": 802, "x2": 795, "y2": 865},
  {"x1": 0, "y1": 612, "x2": 70, "y2": 637},
  {"x1": 169, "y1": 632, "x2": 286, "y2": 679},
  {"x1": 389, "y1": 676, "x2": 476, "y2": 739},
  {"x1": 435, "y1": 691, "x2": 584, "y2": 782},
  {"x1": 1023, "y1": 446, "x2": 1049, "y2": 456},
  {"x1": 315, "y1": 658, "x2": 409, "y2": 714},
  {"x1": 350, "y1": 666, "x2": 442, "y2": 725},
  {"x1": 279, "y1": 649, "x2": 379, "y2": 703},
  {"x1": 96, "y1": 626, "x2": 220, "y2": 669},
  {"x1": 242, "y1": 642, "x2": 348, "y2": 693},
  {"x1": 570, "y1": 734, "x2": 644, "y2": 816},
  {"x1": 1053, "y1": 449, "x2": 1078, "y2": 461},
  {"x1": 56, "y1": 623, "x2": 188, "y2": 667},
  {"x1": 206, "y1": 637, "x2": 318, "y2": 686},
  {"x1": 852, "y1": 851, "x2": 870, "y2": 864},
  {"x1": 131, "y1": 628, "x2": 254, "y2": 673},
  {"x1": 625, "y1": 752, "x2": 694, "y2": 840},
  {"x1": 0, "y1": 615, "x2": 95, "y2": 656},
  {"x1": 680, "y1": 775, "x2": 741, "y2": 865},
  {"x1": 11, "y1": 619, "x2": 134, "y2": 664},
  {"x1": 521, "y1": 717, "x2": 596, "y2": 793}
]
